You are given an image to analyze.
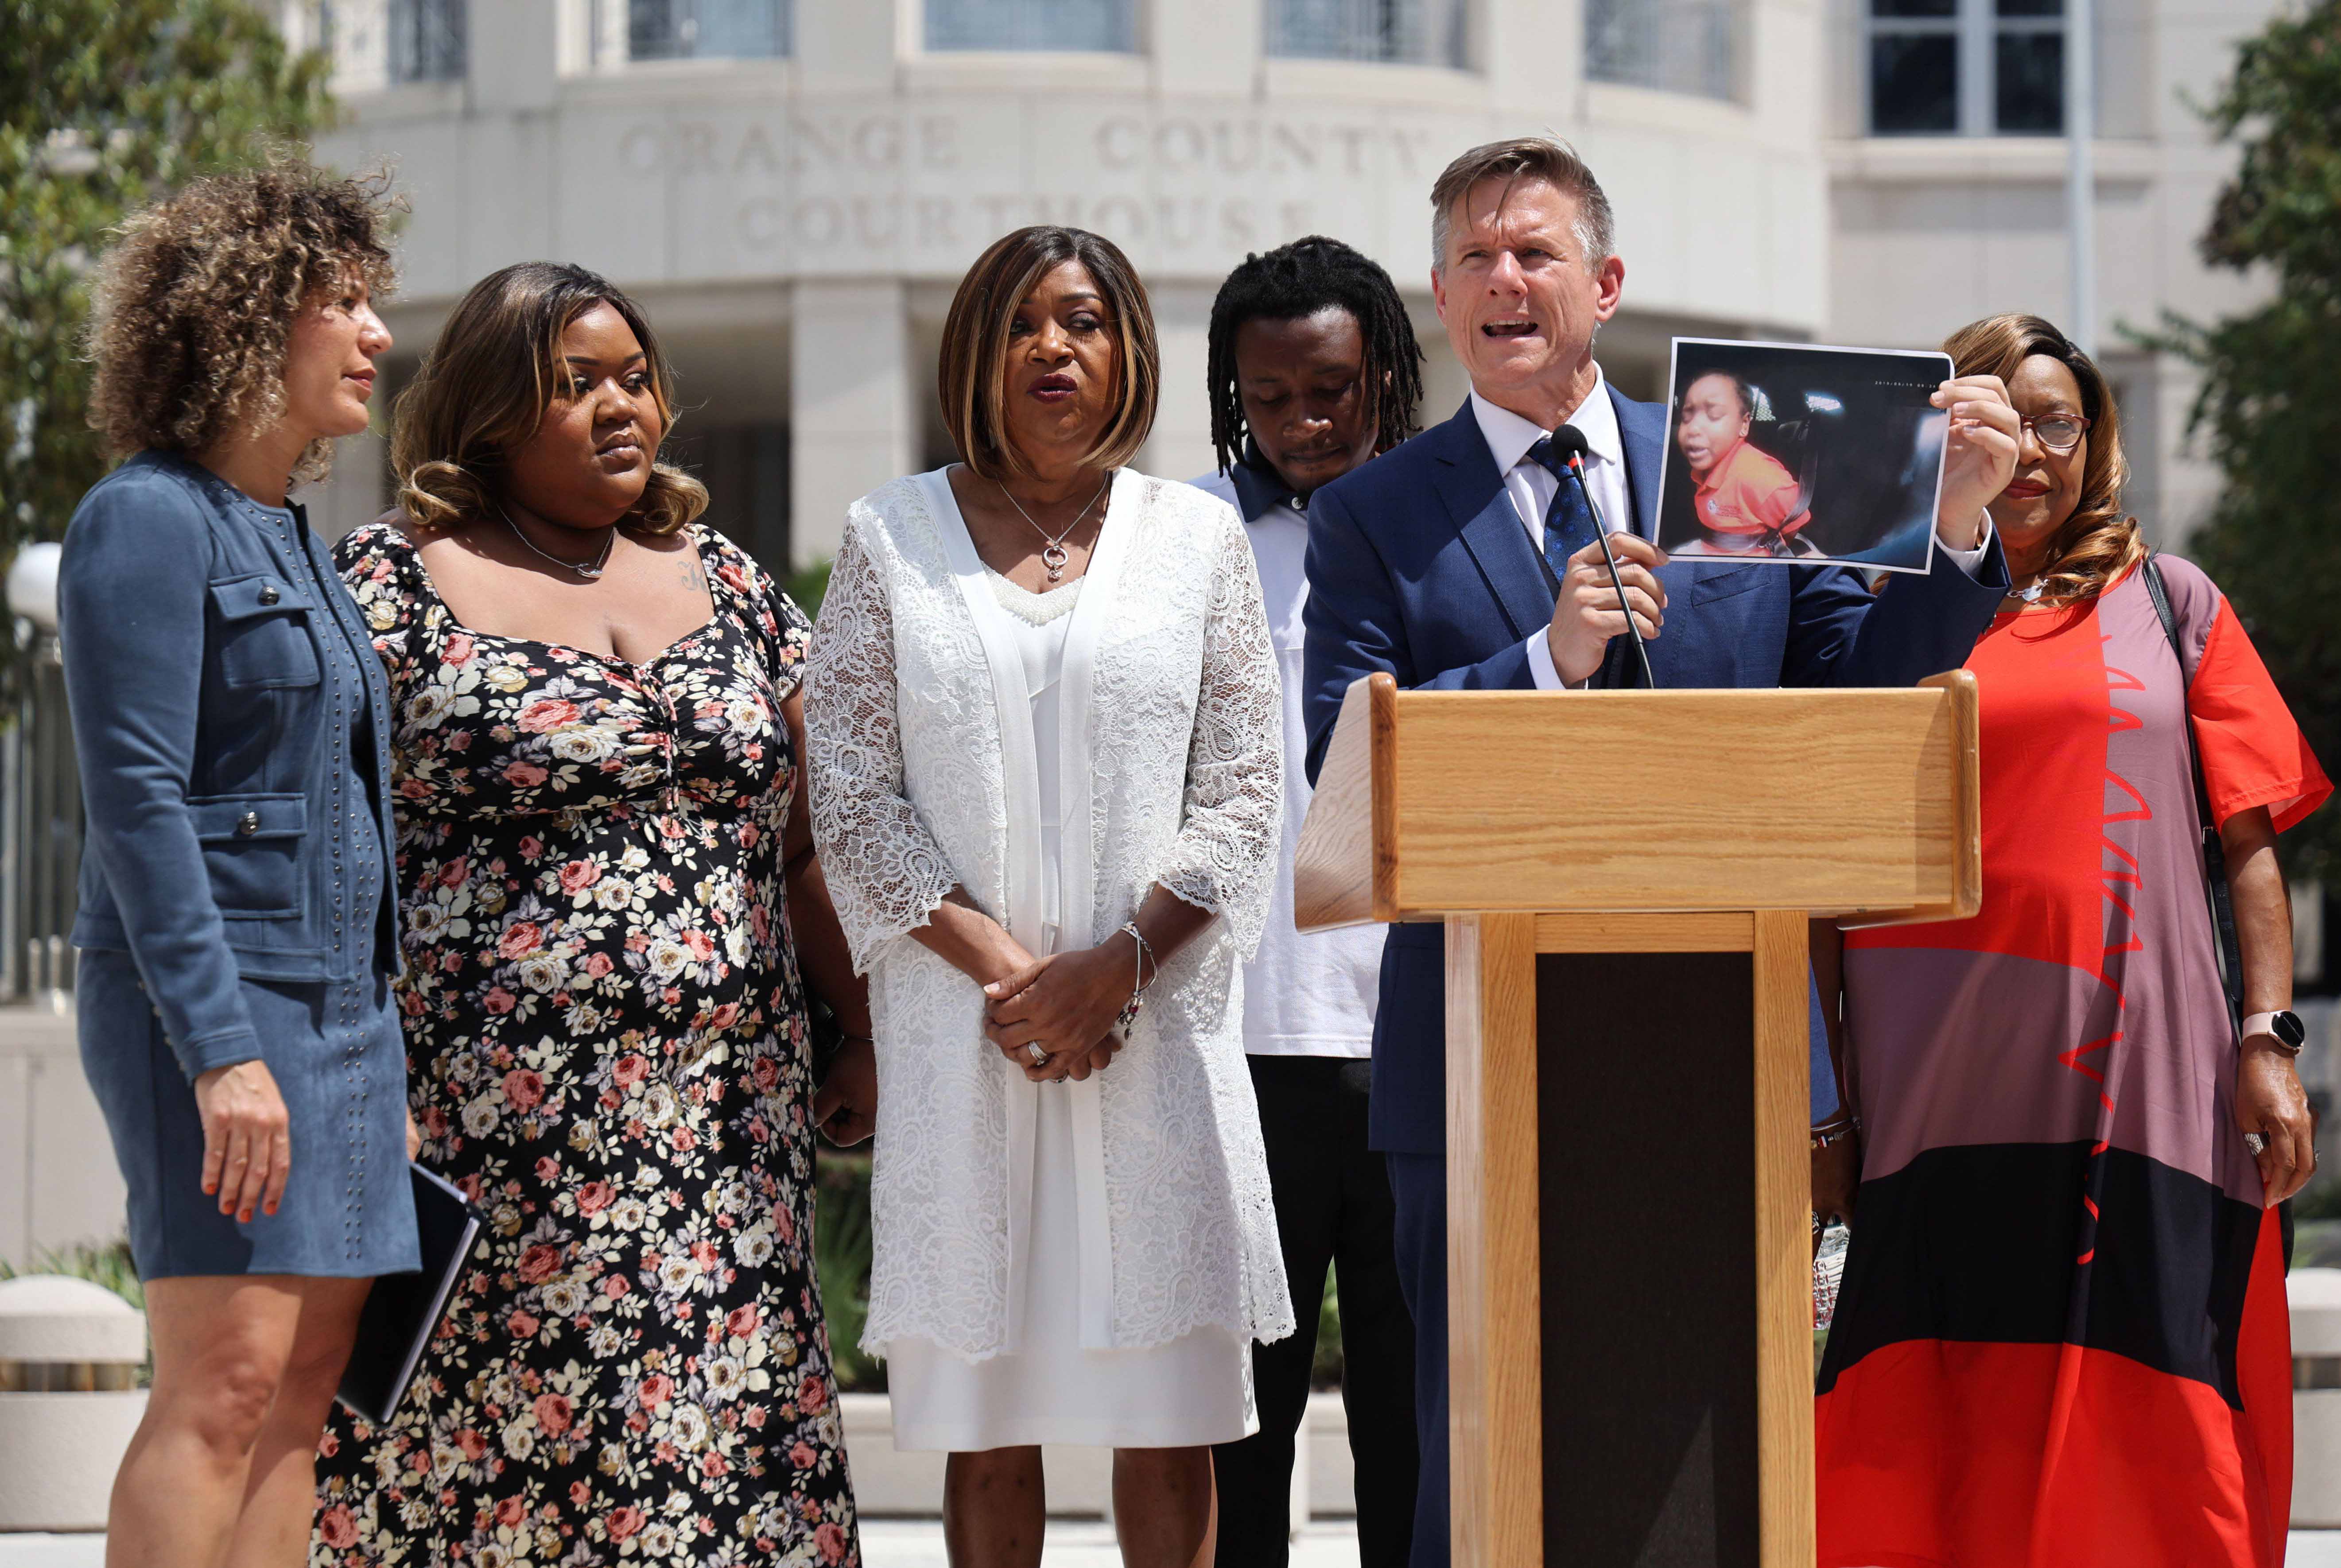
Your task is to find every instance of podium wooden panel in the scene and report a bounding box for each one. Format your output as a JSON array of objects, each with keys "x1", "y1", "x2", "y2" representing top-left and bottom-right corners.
[{"x1": 1295, "y1": 672, "x2": 1979, "y2": 1568}]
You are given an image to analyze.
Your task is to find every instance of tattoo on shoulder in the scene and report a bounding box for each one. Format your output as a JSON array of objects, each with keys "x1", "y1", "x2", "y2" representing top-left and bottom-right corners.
[{"x1": 679, "y1": 555, "x2": 706, "y2": 591}]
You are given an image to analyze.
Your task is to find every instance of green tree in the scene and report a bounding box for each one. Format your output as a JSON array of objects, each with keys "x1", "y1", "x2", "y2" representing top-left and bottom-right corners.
[
  {"x1": 2161, "y1": 0, "x2": 2341, "y2": 879},
  {"x1": 0, "y1": 0, "x2": 334, "y2": 576}
]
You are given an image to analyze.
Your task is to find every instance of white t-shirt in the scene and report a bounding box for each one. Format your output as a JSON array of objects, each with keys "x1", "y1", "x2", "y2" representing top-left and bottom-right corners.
[{"x1": 1190, "y1": 467, "x2": 1381, "y2": 1059}]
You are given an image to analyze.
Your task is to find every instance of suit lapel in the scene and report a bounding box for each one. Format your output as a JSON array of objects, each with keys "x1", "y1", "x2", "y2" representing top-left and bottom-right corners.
[
  {"x1": 1428, "y1": 401, "x2": 1554, "y2": 642},
  {"x1": 1609, "y1": 383, "x2": 1665, "y2": 541},
  {"x1": 1602, "y1": 386, "x2": 1675, "y2": 687}
]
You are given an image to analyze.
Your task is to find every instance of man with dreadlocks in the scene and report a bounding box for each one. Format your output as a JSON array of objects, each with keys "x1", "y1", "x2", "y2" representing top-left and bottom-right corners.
[{"x1": 1187, "y1": 235, "x2": 1425, "y2": 1568}]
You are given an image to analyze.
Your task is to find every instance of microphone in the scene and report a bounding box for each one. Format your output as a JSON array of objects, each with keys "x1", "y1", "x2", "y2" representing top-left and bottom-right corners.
[{"x1": 1549, "y1": 424, "x2": 1654, "y2": 689}]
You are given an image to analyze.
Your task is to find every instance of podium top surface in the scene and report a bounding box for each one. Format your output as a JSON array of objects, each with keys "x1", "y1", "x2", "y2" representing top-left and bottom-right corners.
[{"x1": 1293, "y1": 671, "x2": 1980, "y2": 929}]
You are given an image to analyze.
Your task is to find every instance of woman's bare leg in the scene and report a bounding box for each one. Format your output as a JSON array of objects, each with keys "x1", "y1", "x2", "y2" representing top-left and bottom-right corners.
[
  {"x1": 224, "y1": 1275, "x2": 373, "y2": 1567},
  {"x1": 106, "y1": 1277, "x2": 305, "y2": 1568},
  {"x1": 944, "y1": 1447, "x2": 1047, "y2": 1568},
  {"x1": 1112, "y1": 1446, "x2": 1215, "y2": 1568}
]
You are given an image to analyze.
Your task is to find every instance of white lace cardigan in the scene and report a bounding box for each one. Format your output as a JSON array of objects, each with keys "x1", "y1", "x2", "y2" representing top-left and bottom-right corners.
[{"x1": 804, "y1": 467, "x2": 1296, "y2": 1360}]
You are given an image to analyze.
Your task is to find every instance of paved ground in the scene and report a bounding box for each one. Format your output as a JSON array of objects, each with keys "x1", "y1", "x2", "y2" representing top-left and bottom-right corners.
[
  {"x1": 0, "y1": 1521, "x2": 1374, "y2": 1567},
  {"x1": 7, "y1": 1526, "x2": 2341, "y2": 1565},
  {"x1": 859, "y1": 1520, "x2": 1365, "y2": 1565}
]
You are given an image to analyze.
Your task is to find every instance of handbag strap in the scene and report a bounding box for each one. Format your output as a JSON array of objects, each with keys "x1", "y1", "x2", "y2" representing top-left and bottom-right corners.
[{"x1": 2138, "y1": 554, "x2": 2246, "y2": 1035}]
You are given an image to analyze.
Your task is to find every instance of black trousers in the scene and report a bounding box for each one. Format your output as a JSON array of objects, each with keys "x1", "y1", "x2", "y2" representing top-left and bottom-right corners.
[{"x1": 1214, "y1": 1056, "x2": 1418, "y2": 1567}]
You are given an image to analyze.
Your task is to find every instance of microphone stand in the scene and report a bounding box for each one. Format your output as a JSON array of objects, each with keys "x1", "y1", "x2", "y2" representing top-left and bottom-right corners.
[{"x1": 1566, "y1": 452, "x2": 1655, "y2": 689}]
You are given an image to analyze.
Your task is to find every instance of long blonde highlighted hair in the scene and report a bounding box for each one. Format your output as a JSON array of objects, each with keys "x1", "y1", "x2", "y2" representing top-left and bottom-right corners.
[{"x1": 1943, "y1": 313, "x2": 2141, "y2": 605}]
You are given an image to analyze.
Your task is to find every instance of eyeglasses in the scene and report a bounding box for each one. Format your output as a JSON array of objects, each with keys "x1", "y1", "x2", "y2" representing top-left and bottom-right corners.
[{"x1": 2021, "y1": 415, "x2": 2093, "y2": 453}]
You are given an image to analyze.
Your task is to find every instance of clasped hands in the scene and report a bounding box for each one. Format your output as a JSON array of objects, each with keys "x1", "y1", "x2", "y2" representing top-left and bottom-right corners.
[{"x1": 982, "y1": 937, "x2": 1137, "y2": 1083}]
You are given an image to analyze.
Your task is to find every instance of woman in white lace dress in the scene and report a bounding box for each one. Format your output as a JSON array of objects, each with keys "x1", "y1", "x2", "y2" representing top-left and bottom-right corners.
[{"x1": 805, "y1": 226, "x2": 1292, "y2": 1565}]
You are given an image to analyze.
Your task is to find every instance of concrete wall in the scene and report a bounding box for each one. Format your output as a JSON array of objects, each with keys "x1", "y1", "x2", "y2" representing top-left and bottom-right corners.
[
  {"x1": 311, "y1": 0, "x2": 1831, "y2": 563},
  {"x1": 0, "y1": 1008, "x2": 126, "y2": 1266},
  {"x1": 1822, "y1": 0, "x2": 2280, "y2": 547}
]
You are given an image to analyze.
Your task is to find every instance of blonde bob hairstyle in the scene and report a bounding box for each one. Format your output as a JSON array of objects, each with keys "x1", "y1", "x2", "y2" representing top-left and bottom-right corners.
[
  {"x1": 939, "y1": 227, "x2": 1159, "y2": 483},
  {"x1": 85, "y1": 159, "x2": 397, "y2": 484},
  {"x1": 1943, "y1": 313, "x2": 2140, "y2": 606},
  {"x1": 392, "y1": 261, "x2": 707, "y2": 535}
]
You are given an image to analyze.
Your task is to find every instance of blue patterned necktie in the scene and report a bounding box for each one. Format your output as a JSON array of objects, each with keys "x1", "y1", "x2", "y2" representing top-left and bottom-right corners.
[{"x1": 1526, "y1": 435, "x2": 1599, "y2": 590}]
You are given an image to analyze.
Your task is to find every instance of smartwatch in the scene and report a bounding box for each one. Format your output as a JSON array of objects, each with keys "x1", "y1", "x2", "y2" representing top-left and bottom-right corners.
[{"x1": 2241, "y1": 1010, "x2": 2308, "y2": 1056}]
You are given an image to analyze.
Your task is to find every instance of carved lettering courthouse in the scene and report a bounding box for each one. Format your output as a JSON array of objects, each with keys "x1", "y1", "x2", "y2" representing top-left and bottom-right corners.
[{"x1": 302, "y1": 0, "x2": 2277, "y2": 571}]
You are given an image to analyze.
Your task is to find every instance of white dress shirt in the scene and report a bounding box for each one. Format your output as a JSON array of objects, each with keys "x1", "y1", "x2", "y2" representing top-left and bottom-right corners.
[
  {"x1": 1190, "y1": 466, "x2": 1381, "y2": 1060},
  {"x1": 1474, "y1": 367, "x2": 1993, "y2": 689}
]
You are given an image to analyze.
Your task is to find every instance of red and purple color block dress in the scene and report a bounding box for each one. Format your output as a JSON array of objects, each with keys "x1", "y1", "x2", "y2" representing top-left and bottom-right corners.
[{"x1": 1817, "y1": 557, "x2": 2329, "y2": 1568}]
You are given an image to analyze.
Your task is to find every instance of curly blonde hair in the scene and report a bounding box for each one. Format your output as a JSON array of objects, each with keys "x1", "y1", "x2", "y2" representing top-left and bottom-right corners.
[
  {"x1": 84, "y1": 159, "x2": 397, "y2": 484},
  {"x1": 392, "y1": 261, "x2": 707, "y2": 536},
  {"x1": 1943, "y1": 313, "x2": 2141, "y2": 605}
]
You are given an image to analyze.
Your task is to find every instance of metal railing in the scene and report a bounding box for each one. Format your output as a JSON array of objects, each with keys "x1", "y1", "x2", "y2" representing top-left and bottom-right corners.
[
  {"x1": 1584, "y1": 0, "x2": 1744, "y2": 102},
  {"x1": 387, "y1": 0, "x2": 466, "y2": 82},
  {"x1": 1267, "y1": 0, "x2": 1467, "y2": 66},
  {"x1": 625, "y1": 0, "x2": 792, "y2": 60},
  {"x1": 926, "y1": 0, "x2": 1135, "y2": 52},
  {"x1": 0, "y1": 644, "x2": 80, "y2": 1003}
]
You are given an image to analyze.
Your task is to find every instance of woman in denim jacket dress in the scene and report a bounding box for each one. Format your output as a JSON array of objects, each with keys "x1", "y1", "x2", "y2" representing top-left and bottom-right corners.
[{"x1": 57, "y1": 164, "x2": 420, "y2": 1568}]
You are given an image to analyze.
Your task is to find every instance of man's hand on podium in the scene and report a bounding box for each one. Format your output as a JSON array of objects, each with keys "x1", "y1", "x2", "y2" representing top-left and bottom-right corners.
[{"x1": 1546, "y1": 531, "x2": 1668, "y2": 685}]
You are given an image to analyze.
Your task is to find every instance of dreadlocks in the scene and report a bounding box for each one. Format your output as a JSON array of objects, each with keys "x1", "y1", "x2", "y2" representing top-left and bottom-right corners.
[{"x1": 1206, "y1": 235, "x2": 1425, "y2": 477}]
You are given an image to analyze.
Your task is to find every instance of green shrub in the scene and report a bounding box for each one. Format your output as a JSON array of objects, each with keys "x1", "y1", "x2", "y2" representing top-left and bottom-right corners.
[
  {"x1": 813, "y1": 1148, "x2": 884, "y2": 1392},
  {"x1": 0, "y1": 1238, "x2": 151, "y2": 1385},
  {"x1": 1312, "y1": 1266, "x2": 1345, "y2": 1389},
  {"x1": 785, "y1": 559, "x2": 833, "y2": 619},
  {"x1": 0, "y1": 1238, "x2": 143, "y2": 1311}
]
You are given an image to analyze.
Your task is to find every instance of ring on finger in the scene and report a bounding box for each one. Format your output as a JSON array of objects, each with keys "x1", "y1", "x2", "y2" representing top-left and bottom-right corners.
[{"x1": 1026, "y1": 1041, "x2": 1048, "y2": 1066}]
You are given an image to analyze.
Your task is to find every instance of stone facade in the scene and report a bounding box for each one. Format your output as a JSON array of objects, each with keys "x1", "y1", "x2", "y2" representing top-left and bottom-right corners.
[{"x1": 302, "y1": 0, "x2": 2273, "y2": 566}]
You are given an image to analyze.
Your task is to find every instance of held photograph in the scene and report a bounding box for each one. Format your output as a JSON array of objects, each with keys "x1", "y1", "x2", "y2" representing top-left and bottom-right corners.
[{"x1": 1658, "y1": 338, "x2": 1956, "y2": 574}]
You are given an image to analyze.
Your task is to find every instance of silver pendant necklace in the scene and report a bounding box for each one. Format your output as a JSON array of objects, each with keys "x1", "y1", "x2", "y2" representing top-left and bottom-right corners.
[
  {"x1": 500, "y1": 503, "x2": 615, "y2": 580},
  {"x1": 998, "y1": 472, "x2": 1111, "y2": 582}
]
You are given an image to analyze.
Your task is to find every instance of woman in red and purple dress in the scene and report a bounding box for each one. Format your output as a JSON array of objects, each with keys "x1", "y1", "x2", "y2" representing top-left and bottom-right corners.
[{"x1": 1814, "y1": 314, "x2": 2329, "y2": 1567}]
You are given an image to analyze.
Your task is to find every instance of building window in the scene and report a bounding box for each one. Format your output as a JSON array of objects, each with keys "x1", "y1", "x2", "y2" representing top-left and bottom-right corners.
[
  {"x1": 387, "y1": 0, "x2": 465, "y2": 82},
  {"x1": 1266, "y1": 0, "x2": 1467, "y2": 67},
  {"x1": 1585, "y1": 0, "x2": 1743, "y2": 101},
  {"x1": 1867, "y1": 0, "x2": 2065, "y2": 136},
  {"x1": 670, "y1": 426, "x2": 791, "y2": 576},
  {"x1": 626, "y1": 0, "x2": 791, "y2": 59},
  {"x1": 926, "y1": 0, "x2": 1135, "y2": 52}
]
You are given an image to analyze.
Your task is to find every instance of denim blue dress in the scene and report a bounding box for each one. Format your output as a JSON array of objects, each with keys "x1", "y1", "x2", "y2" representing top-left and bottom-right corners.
[{"x1": 60, "y1": 453, "x2": 417, "y2": 1280}]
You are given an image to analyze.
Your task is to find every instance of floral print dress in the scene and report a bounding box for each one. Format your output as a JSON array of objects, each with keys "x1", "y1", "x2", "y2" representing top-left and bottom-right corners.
[{"x1": 311, "y1": 520, "x2": 858, "y2": 1568}]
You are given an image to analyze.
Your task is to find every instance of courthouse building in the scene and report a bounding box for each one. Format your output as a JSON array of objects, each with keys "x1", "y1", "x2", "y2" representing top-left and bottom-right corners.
[{"x1": 295, "y1": 0, "x2": 2277, "y2": 569}]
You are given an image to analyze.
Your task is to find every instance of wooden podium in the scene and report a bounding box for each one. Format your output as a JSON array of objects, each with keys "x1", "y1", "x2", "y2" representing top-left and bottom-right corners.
[{"x1": 1293, "y1": 672, "x2": 1980, "y2": 1568}]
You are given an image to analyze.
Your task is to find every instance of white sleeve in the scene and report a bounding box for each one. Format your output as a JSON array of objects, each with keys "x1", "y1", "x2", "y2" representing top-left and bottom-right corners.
[
  {"x1": 1935, "y1": 511, "x2": 1995, "y2": 579},
  {"x1": 1152, "y1": 515, "x2": 1285, "y2": 959},
  {"x1": 1525, "y1": 629, "x2": 1569, "y2": 691},
  {"x1": 803, "y1": 515, "x2": 962, "y2": 974}
]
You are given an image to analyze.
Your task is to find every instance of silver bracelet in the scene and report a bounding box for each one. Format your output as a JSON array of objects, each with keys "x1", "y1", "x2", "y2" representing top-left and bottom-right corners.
[
  {"x1": 1810, "y1": 1116, "x2": 1860, "y2": 1151},
  {"x1": 1114, "y1": 920, "x2": 1154, "y2": 1031}
]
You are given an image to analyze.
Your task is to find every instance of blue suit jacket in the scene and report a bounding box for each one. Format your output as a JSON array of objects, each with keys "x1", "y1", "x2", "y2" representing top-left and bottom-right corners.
[{"x1": 1301, "y1": 388, "x2": 2009, "y2": 1154}]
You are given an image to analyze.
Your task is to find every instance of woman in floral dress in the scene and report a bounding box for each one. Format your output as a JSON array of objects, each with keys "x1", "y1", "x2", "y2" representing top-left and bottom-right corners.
[{"x1": 311, "y1": 263, "x2": 869, "y2": 1566}]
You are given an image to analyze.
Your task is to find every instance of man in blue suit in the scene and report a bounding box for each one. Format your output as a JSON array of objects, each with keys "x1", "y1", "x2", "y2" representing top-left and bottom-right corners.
[{"x1": 1300, "y1": 137, "x2": 2022, "y2": 1567}]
